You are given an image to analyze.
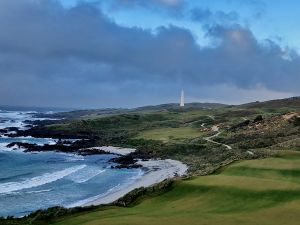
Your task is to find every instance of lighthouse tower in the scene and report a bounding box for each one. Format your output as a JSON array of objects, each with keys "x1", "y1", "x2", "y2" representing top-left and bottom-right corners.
[{"x1": 180, "y1": 90, "x2": 185, "y2": 107}]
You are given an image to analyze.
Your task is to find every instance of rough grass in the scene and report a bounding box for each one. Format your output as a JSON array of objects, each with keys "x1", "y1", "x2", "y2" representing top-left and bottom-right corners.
[
  {"x1": 135, "y1": 127, "x2": 205, "y2": 142},
  {"x1": 50, "y1": 151, "x2": 300, "y2": 225}
]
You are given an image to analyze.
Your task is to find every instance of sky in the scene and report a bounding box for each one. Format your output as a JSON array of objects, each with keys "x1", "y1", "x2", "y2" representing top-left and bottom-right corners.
[{"x1": 0, "y1": 0, "x2": 299, "y2": 109}]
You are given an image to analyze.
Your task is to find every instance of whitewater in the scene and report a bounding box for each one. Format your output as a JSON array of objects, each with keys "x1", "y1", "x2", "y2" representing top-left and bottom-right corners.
[{"x1": 0, "y1": 110, "x2": 142, "y2": 217}]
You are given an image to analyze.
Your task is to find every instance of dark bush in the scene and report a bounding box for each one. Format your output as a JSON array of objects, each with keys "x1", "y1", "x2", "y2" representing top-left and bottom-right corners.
[
  {"x1": 294, "y1": 117, "x2": 300, "y2": 126},
  {"x1": 254, "y1": 115, "x2": 263, "y2": 123}
]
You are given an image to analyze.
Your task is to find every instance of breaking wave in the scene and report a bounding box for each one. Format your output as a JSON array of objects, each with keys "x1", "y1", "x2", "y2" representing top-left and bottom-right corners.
[{"x1": 0, "y1": 165, "x2": 86, "y2": 194}]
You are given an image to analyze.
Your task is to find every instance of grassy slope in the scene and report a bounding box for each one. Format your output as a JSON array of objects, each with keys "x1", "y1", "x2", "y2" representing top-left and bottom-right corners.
[
  {"x1": 2, "y1": 98, "x2": 299, "y2": 224},
  {"x1": 51, "y1": 151, "x2": 300, "y2": 225},
  {"x1": 37, "y1": 102, "x2": 298, "y2": 175},
  {"x1": 135, "y1": 127, "x2": 205, "y2": 142},
  {"x1": 241, "y1": 96, "x2": 300, "y2": 110}
]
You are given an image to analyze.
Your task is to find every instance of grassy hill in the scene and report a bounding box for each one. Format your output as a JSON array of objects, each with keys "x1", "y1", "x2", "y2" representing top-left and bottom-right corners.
[
  {"x1": 36, "y1": 102, "x2": 227, "y2": 120},
  {"x1": 32, "y1": 96, "x2": 299, "y2": 121},
  {"x1": 239, "y1": 96, "x2": 300, "y2": 110},
  {"x1": 24, "y1": 97, "x2": 299, "y2": 173},
  {"x1": 2, "y1": 97, "x2": 300, "y2": 224},
  {"x1": 38, "y1": 151, "x2": 300, "y2": 225},
  {"x1": 134, "y1": 102, "x2": 228, "y2": 111}
]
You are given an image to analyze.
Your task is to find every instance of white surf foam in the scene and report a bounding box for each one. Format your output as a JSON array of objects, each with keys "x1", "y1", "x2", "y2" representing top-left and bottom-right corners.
[
  {"x1": 64, "y1": 154, "x2": 85, "y2": 162},
  {"x1": 26, "y1": 189, "x2": 52, "y2": 194},
  {"x1": 66, "y1": 167, "x2": 106, "y2": 183},
  {"x1": 67, "y1": 183, "x2": 122, "y2": 208},
  {"x1": 68, "y1": 170, "x2": 144, "y2": 208},
  {"x1": 0, "y1": 165, "x2": 86, "y2": 194},
  {"x1": 0, "y1": 142, "x2": 21, "y2": 152}
]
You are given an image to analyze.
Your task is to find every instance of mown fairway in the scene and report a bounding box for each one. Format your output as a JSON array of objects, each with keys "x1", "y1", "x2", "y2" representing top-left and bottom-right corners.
[{"x1": 52, "y1": 151, "x2": 300, "y2": 225}]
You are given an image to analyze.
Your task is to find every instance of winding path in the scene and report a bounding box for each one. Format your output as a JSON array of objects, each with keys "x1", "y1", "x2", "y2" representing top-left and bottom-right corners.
[{"x1": 203, "y1": 125, "x2": 232, "y2": 150}]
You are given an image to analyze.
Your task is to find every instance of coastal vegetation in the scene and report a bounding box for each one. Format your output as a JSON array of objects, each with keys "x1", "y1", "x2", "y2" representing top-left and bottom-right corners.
[
  {"x1": 50, "y1": 151, "x2": 300, "y2": 225},
  {"x1": 14, "y1": 97, "x2": 299, "y2": 174},
  {"x1": 3, "y1": 151, "x2": 300, "y2": 225},
  {"x1": 2, "y1": 97, "x2": 300, "y2": 224}
]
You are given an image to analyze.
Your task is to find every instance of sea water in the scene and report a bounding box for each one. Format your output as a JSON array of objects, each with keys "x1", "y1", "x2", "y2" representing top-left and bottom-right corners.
[{"x1": 0, "y1": 110, "x2": 142, "y2": 217}]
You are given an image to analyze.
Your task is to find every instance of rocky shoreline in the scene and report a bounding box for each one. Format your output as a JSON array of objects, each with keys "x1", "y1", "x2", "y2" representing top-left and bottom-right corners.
[
  {"x1": 1, "y1": 117, "x2": 155, "y2": 170},
  {"x1": 2, "y1": 121, "x2": 189, "y2": 212},
  {"x1": 6, "y1": 141, "x2": 145, "y2": 169}
]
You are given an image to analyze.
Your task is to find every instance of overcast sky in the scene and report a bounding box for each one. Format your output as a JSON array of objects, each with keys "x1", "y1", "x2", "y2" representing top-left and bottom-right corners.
[{"x1": 0, "y1": 0, "x2": 299, "y2": 108}]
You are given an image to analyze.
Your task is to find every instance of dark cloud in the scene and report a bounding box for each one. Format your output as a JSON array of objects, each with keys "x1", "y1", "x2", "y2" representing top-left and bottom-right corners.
[{"x1": 0, "y1": 0, "x2": 298, "y2": 108}]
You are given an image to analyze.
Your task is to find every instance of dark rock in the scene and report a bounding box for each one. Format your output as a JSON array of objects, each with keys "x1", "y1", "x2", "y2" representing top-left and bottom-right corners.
[
  {"x1": 78, "y1": 148, "x2": 107, "y2": 156},
  {"x1": 14, "y1": 126, "x2": 92, "y2": 139},
  {"x1": 254, "y1": 115, "x2": 263, "y2": 123},
  {"x1": 230, "y1": 120, "x2": 250, "y2": 131},
  {"x1": 109, "y1": 153, "x2": 147, "y2": 169},
  {"x1": 6, "y1": 127, "x2": 19, "y2": 132},
  {"x1": 110, "y1": 154, "x2": 137, "y2": 165},
  {"x1": 112, "y1": 164, "x2": 142, "y2": 169},
  {"x1": 294, "y1": 117, "x2": 300, "y2": 126},
  {"x1": 0, "y1": 129, "x2": 7, "y2": 134},
  {"x1": 56, "y1": 138, "x2": 73, "y2": 145},
  {"x1": 6, "y1": 138, "x2": 104, "y2": 155},
  {"x1": 130, "y1": 150, "x2": 151, "y2": 160},
  {"x1": 7, "y1": 142, "x2": 37, "y2": 149}
]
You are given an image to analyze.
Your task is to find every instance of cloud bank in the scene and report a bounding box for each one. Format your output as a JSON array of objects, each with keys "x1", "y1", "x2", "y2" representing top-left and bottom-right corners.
[{"x1": 0, "y1": 0, "x2": 298, "y2": 108}]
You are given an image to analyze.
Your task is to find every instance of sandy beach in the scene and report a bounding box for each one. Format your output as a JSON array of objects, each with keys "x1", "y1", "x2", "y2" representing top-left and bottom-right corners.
[
  {"x1": 88, "y1": 146, "x2": 137, "y2": 155},
  {"x1": 78, "y1": 146, "x2": 188, "y2": 207}
]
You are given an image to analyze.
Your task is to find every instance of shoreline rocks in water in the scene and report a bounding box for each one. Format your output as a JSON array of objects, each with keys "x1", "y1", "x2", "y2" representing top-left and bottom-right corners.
[
  {"x1": 9, "y1": 127, "x2": 88, "y2": 139},
  {"x1": 6, "y1": 139, "x2": 102, "y2": 154},
  {"x1": 5, "y1": 140, "x2": 146, "y2": 169},
  {"x1": 0, "y1": 129, "x2": 8, "y2": 134},
  {"x1": 6, "y1": 127, "x2": 20, "y2": 132},
  {"x1": 83, "y1": 146, "x2": 148, "y2": 169},
  {"x1": 110, "y1": 154, "x2": 143, "y2": 169}
]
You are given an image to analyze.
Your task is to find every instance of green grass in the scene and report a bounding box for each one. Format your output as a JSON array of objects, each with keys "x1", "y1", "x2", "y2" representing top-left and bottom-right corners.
[
  {"x1": 49, "y1": 151, "x2": 300, "y2": 225},
  {"x1": 3, "y1": 98, "x2": 299, "y2": 224},
  {"x1": 135, "y1": 127, "x2": 205, "y2": 142}
]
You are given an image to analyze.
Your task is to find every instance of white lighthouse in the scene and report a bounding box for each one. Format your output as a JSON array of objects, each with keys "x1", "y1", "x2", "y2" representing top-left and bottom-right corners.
[{"x1": 180, "y1": 90, "x2": 185, "y2": 107}]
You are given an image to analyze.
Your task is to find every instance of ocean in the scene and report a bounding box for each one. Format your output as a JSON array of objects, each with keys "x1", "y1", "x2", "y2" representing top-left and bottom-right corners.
[{"x1": 0, "y1": 110, "x2": 142, "y2": 217}]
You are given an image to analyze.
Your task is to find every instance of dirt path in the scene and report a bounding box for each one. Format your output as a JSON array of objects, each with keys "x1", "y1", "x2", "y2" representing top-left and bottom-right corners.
[{"x1": 203, "y1": 125, "x2": 232, "y2": 150}]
